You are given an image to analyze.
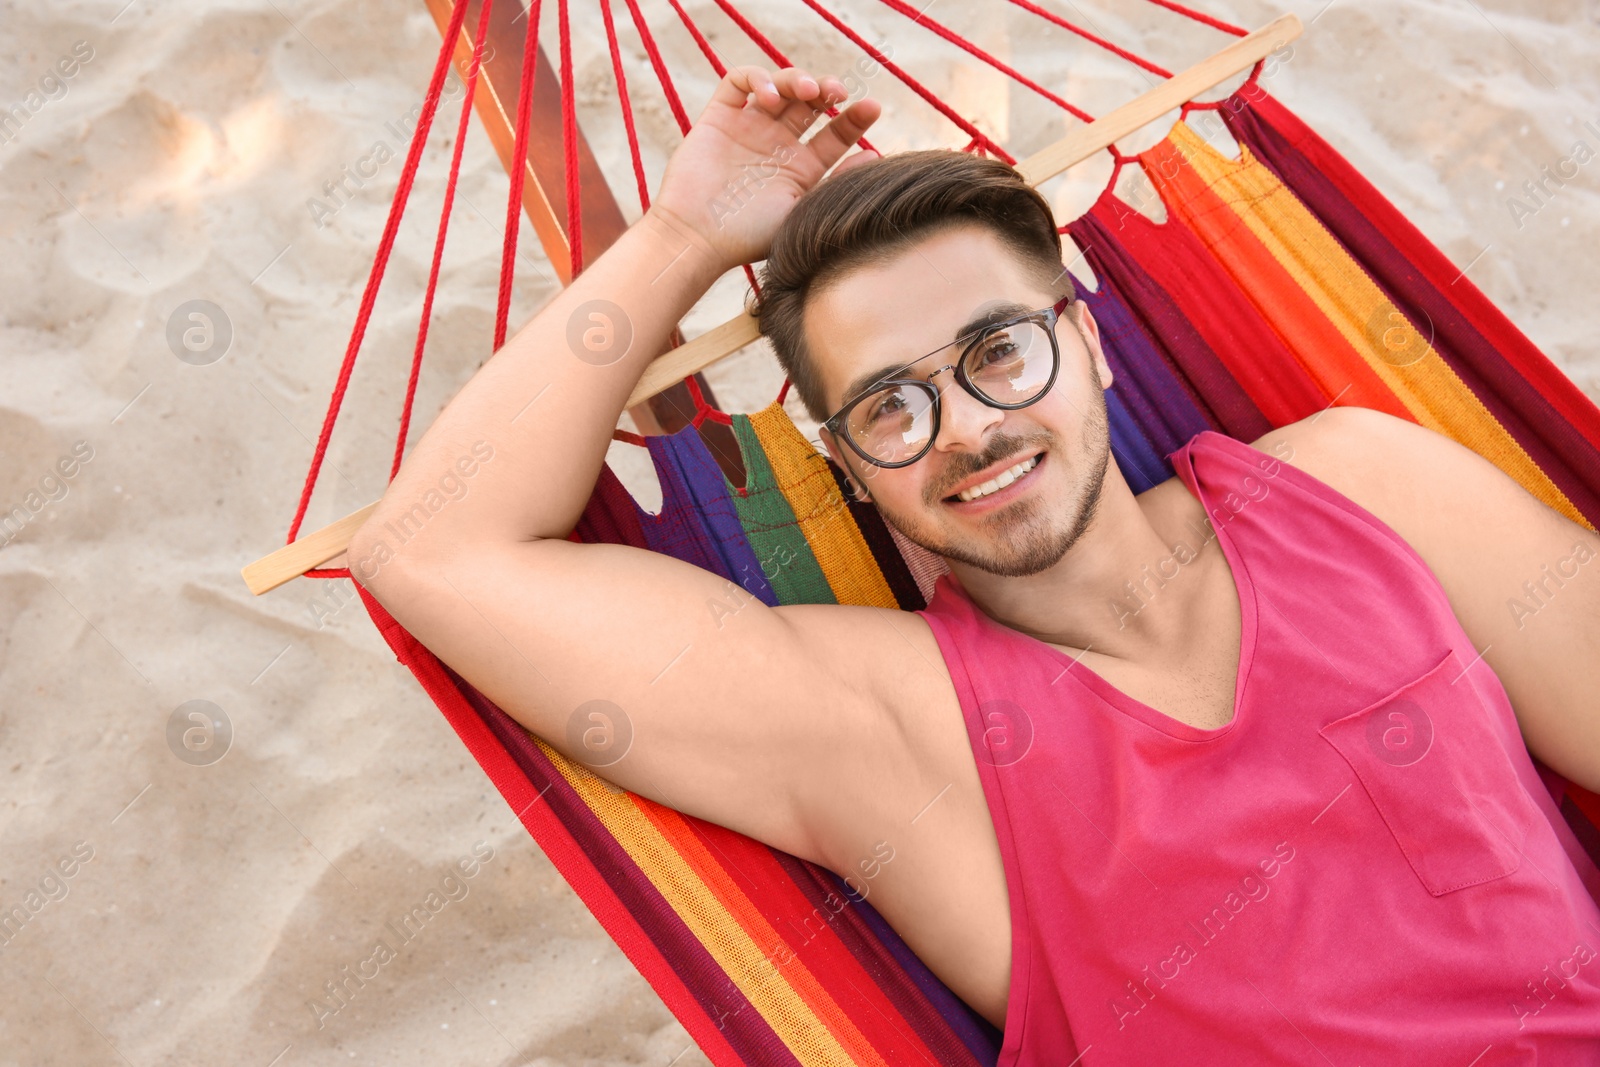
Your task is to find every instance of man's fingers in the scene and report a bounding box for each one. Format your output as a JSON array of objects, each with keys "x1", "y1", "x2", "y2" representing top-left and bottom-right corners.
[
  {"x1": 751, "y1": 66, "x2": 826, "y2": 119},
  {"x1": 805, "y1": 97, "x2": 883, "y2": 174},
  {"x1": 708, "y1": 64, "x2": 778, "y2": 112},
  {"x1": 775, "y1": 76, "x2": 849, "y2": 137},
  {"x1": 703, "y1": 65, "x2": 880, "y2": 176},
  {"x1": 708, "y1": 64, "x2": 837, "y2": 122}
]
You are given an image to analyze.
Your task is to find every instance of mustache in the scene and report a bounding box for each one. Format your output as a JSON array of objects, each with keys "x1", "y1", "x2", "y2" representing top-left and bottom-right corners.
[{"x1": 930, "y1": 431, "x2": 1049, "y2": 501}]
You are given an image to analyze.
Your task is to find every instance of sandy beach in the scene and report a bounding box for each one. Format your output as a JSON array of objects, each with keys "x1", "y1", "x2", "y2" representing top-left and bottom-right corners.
[{"x1": 1, "y1": 0, "x2": 1597, "y2": 1063}]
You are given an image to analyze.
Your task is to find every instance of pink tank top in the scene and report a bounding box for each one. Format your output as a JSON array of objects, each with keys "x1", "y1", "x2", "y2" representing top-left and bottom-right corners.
[{"x1": 916, "y1": 430, "x2": 1600, "y2": 1065}]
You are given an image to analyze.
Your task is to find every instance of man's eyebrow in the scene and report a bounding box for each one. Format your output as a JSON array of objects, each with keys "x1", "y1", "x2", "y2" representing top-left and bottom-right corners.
[{"x1": 837, "y1": 301, "x2": 1036, "y2": 406}]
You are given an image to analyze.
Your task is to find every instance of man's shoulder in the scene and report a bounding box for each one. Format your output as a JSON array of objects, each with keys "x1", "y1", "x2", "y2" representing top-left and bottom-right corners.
[
  {"x1": 1243, "y1": 405, "x2": 1470, "y2": 530},
  {"x1": 1237, "y1": 407, "x2": 1569, "y2": 613}
]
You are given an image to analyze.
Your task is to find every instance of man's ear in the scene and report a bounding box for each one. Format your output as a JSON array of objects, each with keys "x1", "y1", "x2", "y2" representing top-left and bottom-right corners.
[
  {"x1": 1071, "y1": 300, "x2": 1113, "y2": 391},
  {"x1": 817, "y1": 425, "x2": 846, "y2": 481}
]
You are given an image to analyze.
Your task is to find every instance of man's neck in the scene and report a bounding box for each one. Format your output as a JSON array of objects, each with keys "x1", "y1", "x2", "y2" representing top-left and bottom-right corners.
[{"x1": 948, "y1": 467, "x2": 1220, "y2": 667}]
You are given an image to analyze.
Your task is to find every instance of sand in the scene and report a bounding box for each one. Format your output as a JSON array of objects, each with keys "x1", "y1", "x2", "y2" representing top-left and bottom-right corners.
[{"x1": 1, "y1": 0, "x2": 1596, "y2": 1063}]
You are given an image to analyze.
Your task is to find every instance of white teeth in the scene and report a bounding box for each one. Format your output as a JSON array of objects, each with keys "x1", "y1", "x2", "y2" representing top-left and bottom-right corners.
[{"x1": 958, "y1": 455, "x2": 1039, "y2": 503}]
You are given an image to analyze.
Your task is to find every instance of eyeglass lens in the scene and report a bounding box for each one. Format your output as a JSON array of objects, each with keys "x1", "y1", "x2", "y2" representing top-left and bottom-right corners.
[{"x1": 845, "y1": 319, "x2": 1055, "y2": 465}]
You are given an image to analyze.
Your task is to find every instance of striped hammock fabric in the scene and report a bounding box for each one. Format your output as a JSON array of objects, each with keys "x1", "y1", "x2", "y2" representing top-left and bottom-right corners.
[{"x1": 354, "y1": 86, "x2": 1600, "y2": 1065}]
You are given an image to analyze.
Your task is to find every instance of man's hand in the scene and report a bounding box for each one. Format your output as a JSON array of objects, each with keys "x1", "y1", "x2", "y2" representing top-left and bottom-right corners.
[{"x1": 648, "y1": 64, "x2": 883, "y2": 275}]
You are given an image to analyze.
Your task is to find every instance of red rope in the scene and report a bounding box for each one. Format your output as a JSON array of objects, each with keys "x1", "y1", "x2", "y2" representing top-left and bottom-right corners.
[
  {"x1": 600, "y1": 0, "x2": 652, "y2": 213},
  {"x1": 868, "y1": 0, "x2": 1096, "y2": 123},
  {"x1": 496, "y1": 0, "x2": 543, "y2": 349},
  {"x1": 596, "y1": 0, "x2": 744, "y2": 432},
  {"x1": 286, "y1": 0, "x2": 472, "y2": 545},
  {"x1": 659, "y1": 0, "x2": 725, "y2": 77},
  {"x1": 1105, "y1": 143, "x2": 1137, "y2": 188},
  {"x1": 621, "y1": 0, "x2": 693, "y2": 133},
  {"x1": 393, "y1": 0, "x2": 496, "y2": 481},
  {"x1": 290, "y1": 0, "x2": 1257, "y2": 544},
  {"x1": 559, "y1": 0, "x2": 583, "y2": 278},
  {"x1": 684, "y1": 373, "x2": 734, "y2": 426},
  {"x1": 1140, "y1": 0, "x2": 1248, "y2": 36},
  {"x1": 653, "y1": 0, "x2": 762, "y2": 299},
  {"x1": 618, "y1": 0, "x2": 762, "y2": 294},
  {"x1": 795, "y1": 0, "x2": 1013, "y2": 162},
  {"x1": 1002, "y1": 0, "x2": 1173, "y2": 78}
]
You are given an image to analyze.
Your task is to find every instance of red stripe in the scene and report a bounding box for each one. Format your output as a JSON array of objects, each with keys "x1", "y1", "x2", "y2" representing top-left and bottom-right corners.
[
  {"x1": 1091, "y1": 190, "x2": 1328, "y2": 426},
  {"x1": 1136, "y1": 135, "x2": 1419, "y2": 424},
  {"x1": 679, "y1": 814, "x2": 952, "y2": 1064},
  {"x1": 1240, "y1": 91, "x2": 1600, "y2": 456},
  {"x1": 634, "y1": 801, "x2": 884, "y2": 1064},
  {"x1": 1570, "y1": 784, "x2": 1600, "y2": 831},
  {"x1": 354, "y1": 587, "x2": 749, "y2": 1066}
]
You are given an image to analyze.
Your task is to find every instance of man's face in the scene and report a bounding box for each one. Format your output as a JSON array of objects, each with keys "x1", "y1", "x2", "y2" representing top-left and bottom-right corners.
[{"x1": 810, "y1": 223, "x2": 1116, "y2": 578}]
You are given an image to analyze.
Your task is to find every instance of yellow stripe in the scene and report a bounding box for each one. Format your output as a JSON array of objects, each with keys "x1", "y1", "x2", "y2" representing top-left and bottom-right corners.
[
  {"x1": 1167, "y1": 121, "x2": 1587, "y2": 528},
  {"x1": 538, "y1": 740, "x2": 865, "y2": 1066},
  {"x1": 749, "y1": 405, "x2": 899, "y2": 608}
]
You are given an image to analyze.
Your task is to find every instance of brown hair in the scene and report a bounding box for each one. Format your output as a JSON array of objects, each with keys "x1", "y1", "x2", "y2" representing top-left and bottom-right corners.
[{"x1": 747, "y1": 148, "x2": 1075, "y2": 425}]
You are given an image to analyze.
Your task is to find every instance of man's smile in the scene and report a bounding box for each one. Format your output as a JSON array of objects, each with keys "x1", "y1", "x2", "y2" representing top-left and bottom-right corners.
[{"x1": 942, "y1": 450, "x2": 1048, "y2": 511}]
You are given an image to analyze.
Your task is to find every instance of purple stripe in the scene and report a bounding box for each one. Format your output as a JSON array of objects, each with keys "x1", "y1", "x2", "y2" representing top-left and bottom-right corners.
[
  {"x1": 1068, "y1": 211, "x2": 1273, "y2": 441},
  {"x1": 1073, "y1": 267, "x2": 1214, "y2": 458},
  {"x1": 1104, "y1": 388, "x2": 1169, "y2": 493},
  {"x1": 449, "y1": 667, "x2": 804, "y2": 1067},
  {"x1": 640, "y1": 424, "x2": 780, "y2": 606}
]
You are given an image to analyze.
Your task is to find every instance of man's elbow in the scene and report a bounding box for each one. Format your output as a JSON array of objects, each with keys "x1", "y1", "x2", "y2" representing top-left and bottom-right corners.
[
  {"x1": 346, "y1": 516, "x2": 388, "y2": 592},
  {"x1": 347, "y1": 510, "x2": 432, "y2": 595}
]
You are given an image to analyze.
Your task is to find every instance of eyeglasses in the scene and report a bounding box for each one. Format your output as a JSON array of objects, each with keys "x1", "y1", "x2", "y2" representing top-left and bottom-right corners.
[{"x1": 823, "y1": 294, "x2": 1073, "y2": 469}]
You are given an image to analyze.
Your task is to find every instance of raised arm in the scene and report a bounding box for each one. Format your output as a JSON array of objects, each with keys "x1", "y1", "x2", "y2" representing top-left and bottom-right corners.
[{"x1": 348, "y1": 66, "x2": 908, "y2": 862}]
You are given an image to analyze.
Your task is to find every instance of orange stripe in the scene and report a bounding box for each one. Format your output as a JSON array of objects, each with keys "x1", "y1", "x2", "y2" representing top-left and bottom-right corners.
[
  {"x1": 1157, "y1": 121, "x2": 1584, "y2": 527},
  {"x1": 541, "y1": 746, "x2": 860, "y2": 1065},
  {"x1": 1141, "y1": 135, "x2": 1416, "y2": 422},
  {"x1": 635, "y1": 797, "x2": 891, "y2": 1067},
  {"x1": 749, "y1": 404, "x2": 899, "y2": 609},
  {"x1": 682, "y1": 815, "x2": 956, "y2": 1065}
]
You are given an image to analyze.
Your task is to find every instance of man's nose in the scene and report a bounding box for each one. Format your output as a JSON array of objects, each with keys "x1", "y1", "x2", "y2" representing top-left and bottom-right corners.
[{"x1": 931, "y1": 372, "x2": 1004, "y2": 455}]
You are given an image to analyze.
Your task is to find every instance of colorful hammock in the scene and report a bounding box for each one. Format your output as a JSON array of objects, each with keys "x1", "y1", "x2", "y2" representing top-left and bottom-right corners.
[{"x1": 265, "y1": 1, "x2": 1600, "y2": 1062}]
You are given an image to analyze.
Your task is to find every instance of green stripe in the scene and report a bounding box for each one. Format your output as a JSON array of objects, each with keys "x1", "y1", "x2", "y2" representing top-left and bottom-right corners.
[{"x1": 727, "y1": 414, "x2": 838, "y2": 606}]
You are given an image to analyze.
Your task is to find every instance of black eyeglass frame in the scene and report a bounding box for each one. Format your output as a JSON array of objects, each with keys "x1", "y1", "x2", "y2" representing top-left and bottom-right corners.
[{"x1": 822, "y1": 294, "x2": 1075, "y2": 470}]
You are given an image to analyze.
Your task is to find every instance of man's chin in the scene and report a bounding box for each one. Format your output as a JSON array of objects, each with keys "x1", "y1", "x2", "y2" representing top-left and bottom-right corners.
[
  {"x1": 950, "y1": 538, "x2": 1072, "y2": 579},
  {"x1": 886, "y1": 514, "x2": 1071, "y2": 580}
]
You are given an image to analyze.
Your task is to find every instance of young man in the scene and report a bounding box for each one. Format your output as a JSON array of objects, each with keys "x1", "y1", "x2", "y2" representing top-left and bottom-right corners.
[{"x1": 351, "y1": 64, "x2": 1600, "y2": 1062}]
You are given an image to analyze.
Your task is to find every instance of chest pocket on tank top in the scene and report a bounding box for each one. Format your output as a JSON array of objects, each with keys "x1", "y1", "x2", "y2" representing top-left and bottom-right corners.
[{"x1": 1317, "y1": 649, "x2": 1542, "y2": 896}]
